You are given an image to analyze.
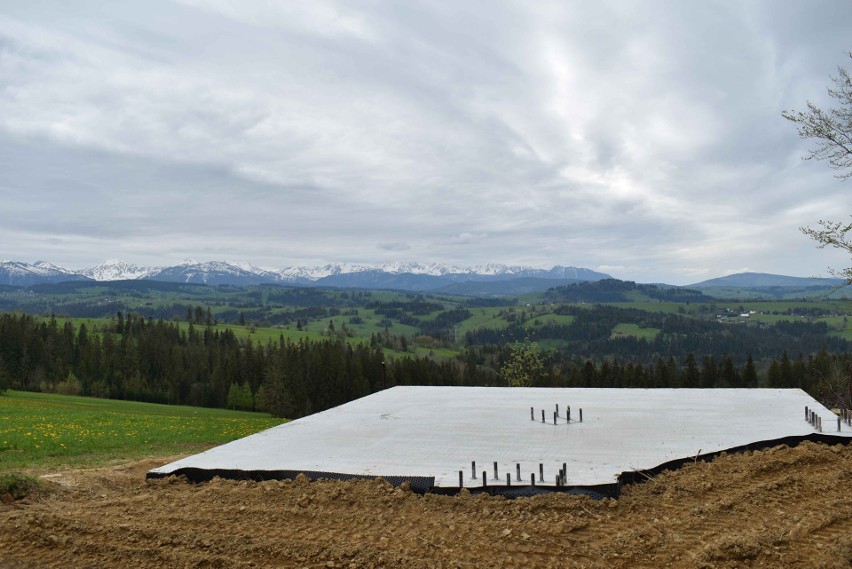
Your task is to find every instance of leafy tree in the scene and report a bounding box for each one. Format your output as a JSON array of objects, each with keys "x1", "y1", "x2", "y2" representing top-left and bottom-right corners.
[
  {"x1": 501, "y1": 339, "x2": 544, "y2": 387},
  {"x1": 56, "y1": 371, "x2": 81, "y2": 396},
  {"x1": 782, "y1": 53, "x2": 852, "y2": 283},
  {"x1": 811, "y1": 356, "x2": 852, "y2": 409},
  {"x1": 226, "y1": 382, "x2": 254, "y2": 410}
]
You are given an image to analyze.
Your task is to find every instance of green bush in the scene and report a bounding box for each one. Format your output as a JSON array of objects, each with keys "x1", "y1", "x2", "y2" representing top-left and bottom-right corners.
[
  {"x1": 0, "y1": 472, "x2": 41, "y2": 500},
  {"x1": 55, "y1": 372, "x2": 81, "y2": 396}
]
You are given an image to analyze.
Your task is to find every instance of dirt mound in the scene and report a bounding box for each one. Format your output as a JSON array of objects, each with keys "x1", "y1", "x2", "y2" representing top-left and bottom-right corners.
[{"x1": 1, "y1": 441, "x2": 850, "y2": 568}]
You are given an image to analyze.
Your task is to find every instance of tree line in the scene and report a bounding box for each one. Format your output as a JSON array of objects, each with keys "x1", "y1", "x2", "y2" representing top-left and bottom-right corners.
[
  {"x1": 0, "y1": 312, "x2": 470, "y2": 417},
  {"x1": 0, "y1": 312, "x2": 849, "y2": 416},
  {"x1": 465, "y1": 304, "x2": 850, "y2": 365}
]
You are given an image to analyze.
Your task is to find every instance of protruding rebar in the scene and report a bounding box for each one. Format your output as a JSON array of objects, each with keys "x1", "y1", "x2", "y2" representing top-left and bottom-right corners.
[
  {"x1": 539, "y1": 463, "x2": 544, "y2": 480},
  {"x1": 506, "y1": 473, "x2": 511, "y2": 487},
  {"x1": 493, "y1": 461, "x2": 498, "y2": 480},
  {"x1": 580, "y1": 408, "x2": 583, "y2": 422},
  {"x1": 472, "y1": 461, "x2": 476, "y2": 479},
  {"x1": 541, "y1": 409, "x2": 545, "y2": 423},
  {"x1": 459, "y1": 470, "x2": 463, "y2": 488},
  {"x1": 516, "y1": 463, "x2": 521, "y2": 481}
]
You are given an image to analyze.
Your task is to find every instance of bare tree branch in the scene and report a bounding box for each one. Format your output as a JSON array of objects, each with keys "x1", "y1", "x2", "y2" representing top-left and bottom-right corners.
[
  {"x1": 784, "y1": 53, "x2": 852, "y2": 286},
  {"x1": 782, "y1": 53, "x2": 852, "y2": 179}
]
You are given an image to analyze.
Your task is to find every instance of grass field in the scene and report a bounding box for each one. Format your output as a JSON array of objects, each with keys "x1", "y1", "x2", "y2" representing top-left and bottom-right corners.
[
  {"x1": 0, "y1": 391, "x2": 284, "y2": 473},
  {"x1": 604, "y1": 301, "x2": 695, "y2": 315},
  {"x1": 611, "y1": 323, "x2": 661, "y2": 340},
  {"x1": 525, "y1": 313, "x2": 576, "y2": 327},
  {"x1": 454, "y1": 307, "x2": 510, "y2": 336}
]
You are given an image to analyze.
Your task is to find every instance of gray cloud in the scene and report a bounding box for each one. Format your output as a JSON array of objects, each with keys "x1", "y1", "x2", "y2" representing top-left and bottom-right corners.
[
  {"x1": 0, "y1": 0, "x2": 850, "y2": 283},
  {"x1": 377, "y1": 241, "x2": 411, "y2": 252}
]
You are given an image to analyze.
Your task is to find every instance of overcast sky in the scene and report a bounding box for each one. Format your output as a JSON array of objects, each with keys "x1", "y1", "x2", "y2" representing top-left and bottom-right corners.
[{"x1": 1, "y1": 0, "x2": 850, "y2": 284}]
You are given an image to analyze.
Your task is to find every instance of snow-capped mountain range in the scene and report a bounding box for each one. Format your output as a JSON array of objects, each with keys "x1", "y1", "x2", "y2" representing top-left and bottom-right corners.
[
  {"x1": 79, "y1": 259, "x2": 160, "y2": 281},
  {"x1": 0, "y1": 260, "x2": 85, "y2": 286},
  {"x1": 0, "y1": 259, "x2": 612, "y2": 290}
]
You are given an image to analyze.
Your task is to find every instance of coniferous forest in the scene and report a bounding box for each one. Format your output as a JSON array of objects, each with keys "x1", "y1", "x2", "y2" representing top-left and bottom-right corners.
[{"x1": 1, "y1": 305, "x2": 850, "y2": 417}]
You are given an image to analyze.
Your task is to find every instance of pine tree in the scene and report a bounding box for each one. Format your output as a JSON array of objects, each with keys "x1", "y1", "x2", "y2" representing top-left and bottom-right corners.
[
  {"x1": 700, "y1": 355, "x2": 717, "y2": 388},
  {"x1": 743, "y1": 354, "x2": 758, "y2": 387},
  {"x1": 767, "y1": 359, "x2": 781, "y2": 388},
  {"x1": 683, "y1": 353, "x2": 700, "y2": 388},
  {"x1": 0, "y1": 354, "x2": 10, "y2": 393},
  {"x1": 720, "y1": 355, "x2": 739, "y2": 388},
  {"x1": 780, "y1": 351, "x2": 793, "y2": 387},
  {"x1": 254, "y1": 384, "x2": 269, "y2": 412}
]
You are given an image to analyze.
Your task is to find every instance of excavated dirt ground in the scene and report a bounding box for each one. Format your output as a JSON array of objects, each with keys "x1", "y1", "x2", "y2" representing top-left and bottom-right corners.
[{"x1": 1, "y1": 441, "x2": 850, "y2": 568}]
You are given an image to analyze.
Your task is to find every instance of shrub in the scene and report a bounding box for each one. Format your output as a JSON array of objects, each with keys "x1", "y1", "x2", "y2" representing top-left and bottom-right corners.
[
  {"x1": 55, "y1": 372, "x2": 81, "y2": 396},
  {"x1": 0, "y1": 473, "x2": 41, "y2": 500}
]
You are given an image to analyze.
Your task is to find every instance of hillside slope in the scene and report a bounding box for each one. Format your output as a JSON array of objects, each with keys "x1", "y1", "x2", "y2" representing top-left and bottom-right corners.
[{"x1": 1, "y1": 441, "x2": 849, "y2": 568}]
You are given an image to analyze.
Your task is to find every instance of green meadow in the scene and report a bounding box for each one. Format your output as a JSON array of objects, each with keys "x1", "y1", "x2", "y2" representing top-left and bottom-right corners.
[
  {"x1": 610, "y1": 323, "x2": 661, "y2": 341},
  {"x1": 0, "y1": 391, "x2": 284, "y2": 473}
]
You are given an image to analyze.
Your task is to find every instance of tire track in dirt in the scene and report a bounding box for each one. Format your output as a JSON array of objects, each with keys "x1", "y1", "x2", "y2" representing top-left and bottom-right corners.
[
  {"x1": 1, "y1": 442, "x2": 849, "y2": 568},
  {"x1": 558, "y1": 442, "x2": 851, "y2": 568}
]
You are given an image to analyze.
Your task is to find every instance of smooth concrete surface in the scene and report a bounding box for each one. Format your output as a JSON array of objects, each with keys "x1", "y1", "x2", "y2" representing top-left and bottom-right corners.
[{"x1": 150, "y1": 387, "x2": 850, "y2": 487}]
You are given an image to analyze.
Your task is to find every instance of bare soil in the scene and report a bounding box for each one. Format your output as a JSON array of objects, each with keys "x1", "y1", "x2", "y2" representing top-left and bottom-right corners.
[{"x1": 1, "y1": 441, "x2": 850, "y2": 568}]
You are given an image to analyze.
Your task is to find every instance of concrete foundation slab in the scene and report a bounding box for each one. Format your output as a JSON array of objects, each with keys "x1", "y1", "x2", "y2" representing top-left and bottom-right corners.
[{"x1": 148, "y1": 387, "x2": 851, "y2": 490}]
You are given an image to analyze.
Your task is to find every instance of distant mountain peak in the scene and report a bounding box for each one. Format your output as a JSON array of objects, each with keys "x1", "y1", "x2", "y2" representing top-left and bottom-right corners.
[
  {"x1": 0, "y1": 260, "x2": 90, "y2": 286},
  {"x1": 0, "y1": 258, "x2": 612, "y2": 291},
  {"x1": 79, "y1": 259, "x2": 161, "y2": 281},
  {"x1": 689, "y1": 272, "x2": 844, "y2": 288}
]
